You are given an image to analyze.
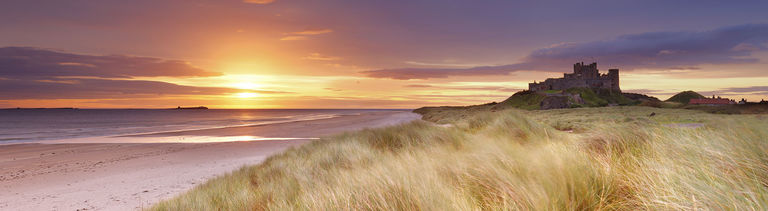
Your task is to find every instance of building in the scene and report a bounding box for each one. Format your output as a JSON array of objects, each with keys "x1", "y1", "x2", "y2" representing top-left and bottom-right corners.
[{"x1": 528, "y1": 62, "x2": 619, "y2": 91}]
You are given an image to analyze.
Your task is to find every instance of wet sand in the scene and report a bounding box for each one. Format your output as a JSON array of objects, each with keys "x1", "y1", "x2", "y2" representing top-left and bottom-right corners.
[{"x1": 0, "y1": 111, "x2": 420, "y2": 210}]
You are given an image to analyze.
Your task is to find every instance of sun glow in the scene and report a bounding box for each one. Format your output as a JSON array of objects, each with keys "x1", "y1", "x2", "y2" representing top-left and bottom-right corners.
[
  {"x1": 236, "y1": 92, "x2": 259, "y2": 98},
  {"x1": 231, "y1": 82, "x2": 263, "y2": 90}
]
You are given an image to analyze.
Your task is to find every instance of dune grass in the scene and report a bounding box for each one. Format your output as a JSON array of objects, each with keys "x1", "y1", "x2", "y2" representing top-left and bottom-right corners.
[{"x1": 151, "y1": 106, "x2": 768, "y2": 210}]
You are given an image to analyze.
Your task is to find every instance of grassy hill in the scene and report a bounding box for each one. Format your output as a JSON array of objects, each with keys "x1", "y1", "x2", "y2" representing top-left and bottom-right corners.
[
  {"x1": 152, "y1": 106, "x2": 768, "y2": 210},
  {"x1": 473, "y1": 88, "x2": 636, "y2": 110},
  {"x1": 666, "y1": 90, "x2": 705, "y2": 104},
  {"x1": 492, "y1": 90, "x2": 546, "y2": 110},
  {"x1": 622, "y1": 92, "x2": 660, "y2": 102},
  {"x1": 414, "y1": 88, "x2": 644, "y2": 120}
]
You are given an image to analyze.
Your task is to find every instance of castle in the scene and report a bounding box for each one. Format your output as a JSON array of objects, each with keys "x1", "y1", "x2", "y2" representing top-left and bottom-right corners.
[{"x1": 528, "y1": 62, "x2": 620, "y2": 91}]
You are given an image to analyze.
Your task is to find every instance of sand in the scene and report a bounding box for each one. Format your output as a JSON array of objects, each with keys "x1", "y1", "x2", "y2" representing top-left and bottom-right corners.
[{"x1": 0, "y1": 111, "x2": 420, "y2": 210}]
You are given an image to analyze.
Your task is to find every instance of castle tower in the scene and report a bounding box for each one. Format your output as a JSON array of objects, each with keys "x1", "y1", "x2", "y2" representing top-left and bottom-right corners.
[
  {"x1": 608, "y1": 69, "x2": 620, "y2": 90},
  {"x1": 573, "y1": 62, "x2": 599, "y2": 79}
]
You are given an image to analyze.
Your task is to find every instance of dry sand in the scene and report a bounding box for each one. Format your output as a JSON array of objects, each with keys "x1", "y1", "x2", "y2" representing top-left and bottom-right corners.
[{"x1": 0, "y1": 111, "x2": 420, "y2": 210}]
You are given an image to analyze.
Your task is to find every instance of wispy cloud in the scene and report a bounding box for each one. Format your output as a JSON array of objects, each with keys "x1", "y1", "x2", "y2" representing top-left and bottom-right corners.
[
  {"x1": 717, "y1": 86, "x2": 768, "y2": 94},
  {"x1": 280, "y1": 29, "x2": 333, "y2": 41},
  {"x1": 622, "y1": 89, "x2": 678, "y2": 95},
  {"x1": 303, "y1": 53, "x2": 341, "y2": 61},
  {"x1": 626, "y1": 86, "x2": 768, "y2": 100},
  {"x1": 291, "y1": 29, "x2": 333, "y2": 35},
  {"x1": 362, "y1": 64, "x2": 528, "y2": 80},
  {"x1": 362, "y1": 23, "x2": 768, "y2": 80},
  {"x1": 280, "y1": 36, "x2": 308, "y2": 41},
  {"x1": 404, "y1": 84, "x2": 521, "y2": 92},
  {"x1": 0, "y1": 47, "x2": 288, "y2": 100},
  {"x1": 0, "y1": 47, "x2": 220, "y2": 80},
  {"x1": 404, "y1": 84, "x2": 433, "y2": 88},
  {"x1": 404, "y1": 61, "x2": 490, "y2": 67},
  {"x1": 242, "y1": 0, "x2": 275, "y2": 5},
  {"x1": 0, "y1": 78, "x2": 234, "y2": 99}
]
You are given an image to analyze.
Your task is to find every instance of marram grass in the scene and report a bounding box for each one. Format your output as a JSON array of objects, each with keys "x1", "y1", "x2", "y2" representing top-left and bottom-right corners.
[{"x1": 151, "y1": 107, "x2": 768, "y2": 210}]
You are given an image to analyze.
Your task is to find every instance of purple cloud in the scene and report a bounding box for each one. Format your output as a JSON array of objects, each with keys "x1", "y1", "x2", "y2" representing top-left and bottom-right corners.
[
  {"x1": 364, "y1": 64, "x2": 530, "y2": 80},
  {"x1": 0, "y1": 47, "x2": 221, "y2": 80},
  {"x1": 0, "y1": 47, "x2": 293, "y2": 100},
  {"x1": 0, "y1": 78, "x2": 289, "y2": 99},
  {"x1": 404, "y1": 84, "x2": 521, "y2": 92},
  {"x1": 717, "y1": 86, "x2": 768, "y2": 93},
  {"x1": 362, "y1": 23, "x2": 768, "y2": 80}
]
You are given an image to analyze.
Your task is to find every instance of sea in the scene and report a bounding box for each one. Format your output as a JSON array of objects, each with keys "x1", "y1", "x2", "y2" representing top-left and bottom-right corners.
[{"x1": 0, "y1": 109, "x2": 403, "y2": 144}]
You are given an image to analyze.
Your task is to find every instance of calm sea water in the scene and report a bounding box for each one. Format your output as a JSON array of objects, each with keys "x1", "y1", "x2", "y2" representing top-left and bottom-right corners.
[{"x1": 0, "y1": 109, "x2": 403, "y2": 144}]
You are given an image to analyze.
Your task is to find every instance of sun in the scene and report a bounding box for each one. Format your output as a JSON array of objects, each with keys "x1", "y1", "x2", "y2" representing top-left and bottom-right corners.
[
  {"x1": 231, "y1": 82, "x2": 262, "y2": 90},
  {"x1": 235, "y1": 92, "x2": 259, "y2": 98}
]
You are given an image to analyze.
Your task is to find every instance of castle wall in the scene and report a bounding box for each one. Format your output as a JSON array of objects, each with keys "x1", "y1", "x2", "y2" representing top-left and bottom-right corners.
[
  {"x1": 553, "y1": 78, "x2": 588, "y2": 90},
  {"x1": 527, "y1": 62, "x2": 620, "y2": 91}
]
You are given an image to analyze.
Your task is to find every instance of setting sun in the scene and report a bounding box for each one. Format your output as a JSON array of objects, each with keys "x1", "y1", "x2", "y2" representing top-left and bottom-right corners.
[
  {"x1": 235, "y1": 92, "x2": 259, "y2": 98},
  {"x1": 231, "y1": 82, "x2": 263, "y2": 90}
]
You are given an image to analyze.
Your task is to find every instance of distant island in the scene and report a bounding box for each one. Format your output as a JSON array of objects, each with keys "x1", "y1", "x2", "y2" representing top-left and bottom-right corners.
[{"x1": 174, "y1": 106, "x2": 209, "y2": 110}]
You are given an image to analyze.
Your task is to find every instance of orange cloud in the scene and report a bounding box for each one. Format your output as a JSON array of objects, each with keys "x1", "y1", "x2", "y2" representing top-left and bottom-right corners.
[
  {"x1": 280, "y1": 36, "x2": 308, "y2": 41},
  {"x1": 242, "y1": 0, "x2": 275, "y2": 4},
  {"x1": 303, "y1": 53, "x2": 341, "y2": 61},
  {"x1": 279, "y1": 29, "x2": 333, "y2": 41},
  {"x1": 291, "y1": 29, "x2": 333, "y2": 35}
]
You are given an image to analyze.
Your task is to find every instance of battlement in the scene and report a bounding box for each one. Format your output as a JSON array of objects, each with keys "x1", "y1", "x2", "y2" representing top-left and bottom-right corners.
[{"x1": 529, "y1": 62, "x2": 620, "y2": 91}]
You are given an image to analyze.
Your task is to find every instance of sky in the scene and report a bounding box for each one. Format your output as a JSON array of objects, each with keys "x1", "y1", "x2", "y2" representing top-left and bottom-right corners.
[{"x1": 1, "y1": 0, "x2": 767, "y2": 108}]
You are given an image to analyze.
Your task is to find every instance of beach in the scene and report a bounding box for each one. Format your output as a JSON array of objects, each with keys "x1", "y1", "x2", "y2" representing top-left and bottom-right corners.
[{"x1": 0, "y1": 110, "x2": 420, "y2": 210}]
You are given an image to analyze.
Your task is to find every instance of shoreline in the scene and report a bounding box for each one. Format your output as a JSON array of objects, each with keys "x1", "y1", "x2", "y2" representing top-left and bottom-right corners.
[{"x1": 0, "y1": 110, "x2": 420, "y2": 210}]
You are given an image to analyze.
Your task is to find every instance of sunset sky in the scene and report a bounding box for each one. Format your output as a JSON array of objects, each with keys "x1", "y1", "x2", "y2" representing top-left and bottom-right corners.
[{"x1": 1, "y1": 0, "x2": 768, "y2": 108}]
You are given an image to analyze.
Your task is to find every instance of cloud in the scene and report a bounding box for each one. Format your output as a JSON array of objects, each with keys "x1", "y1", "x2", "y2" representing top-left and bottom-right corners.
[
  {"x1": 717, "y1": 86, "x2": 768, "y2": 93},
  {"x1": 622, "y1": 89, "x2": 678, "y2": 95},
  {"x1": 362, "y1": 23, "x2": 768, "y2": 80},
  {"x1": 0, "y1": 78, "x2": 290, "y2": 100},
  {"x1": 280, "y1": 29, "x2": 333, "y2": 41},
  {"x1": 413, "y1": 94, "x2": 512, "y2": 99},
  {"x1": 324, "y1": 63, "x2": 361, "y2": 70},
  {"x1": 667, "y1": 66, "x2": 701, "y2": 70},
  {"x1": 0, "y1": 47, "x2": 221, "y2": 80},
  {"x1": 404, "y1": 84, "x2": 433, "y2": 88},
  {"x1": 303, "y1": 53, "x2": 341, "y2": 61},
  {"x1": 404, "y1": 84, "x2": 521, "y2": 92},
  {"x1": 0, "y1": 79, "x2": 227, "y2": 99},
  {"x1": 362, "y1": 64, "x2": 527, "y2": 80},
  {"x1": 404, "y1": 61, "x2": 490, "y2": 67},
  {"x1": 242, "y1": 0, "x2": 275, "y2": 5},
  {"x1": 0, "y1": 47, "x2": 289, "y2": 100},
  {"x1": 280, "y1": 36, "x2": 308, "y2": 41},
  {"x1": 626, "y1": 87, "x2": 768, "y2": 100},
  {"x1": 290, "y1": 29, "x2": 333, "y2": 35}
]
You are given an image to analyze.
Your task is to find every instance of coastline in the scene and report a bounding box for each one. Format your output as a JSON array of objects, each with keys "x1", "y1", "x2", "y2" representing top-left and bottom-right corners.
[{"x1": 0, "y1": 110, "x2": 420, "y2": 210}]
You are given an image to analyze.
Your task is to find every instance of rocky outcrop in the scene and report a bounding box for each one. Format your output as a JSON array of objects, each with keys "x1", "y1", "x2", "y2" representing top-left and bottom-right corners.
[
  {"x1": 540, "y1": 96, "x2": 571, "y2": 109},
  {"x1": 540, "y1": 93, "x2": 584, "y2": 110}
]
